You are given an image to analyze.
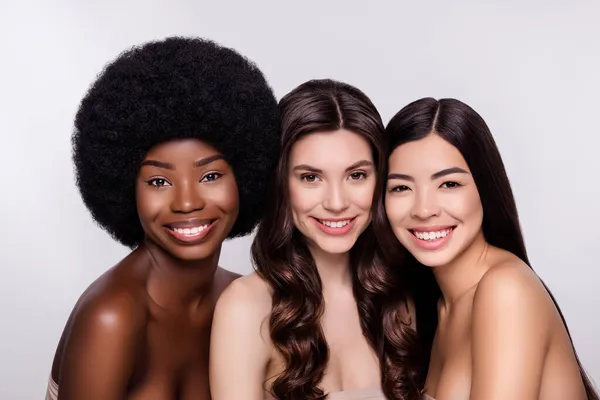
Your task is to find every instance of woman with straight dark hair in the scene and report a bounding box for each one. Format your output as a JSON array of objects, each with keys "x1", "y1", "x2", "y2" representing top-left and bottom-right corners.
[
  {"x1": 209, "y1": 79, "x2": 423, "y2": 400},
  {"x1": 378, "y1": 97, "x2": 598, "y2": 399}
]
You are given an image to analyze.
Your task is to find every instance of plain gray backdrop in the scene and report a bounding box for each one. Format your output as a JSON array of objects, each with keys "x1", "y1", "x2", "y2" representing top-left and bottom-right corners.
[{"x1": 1, "y1": 0, "x2": 598, "y2": 398}]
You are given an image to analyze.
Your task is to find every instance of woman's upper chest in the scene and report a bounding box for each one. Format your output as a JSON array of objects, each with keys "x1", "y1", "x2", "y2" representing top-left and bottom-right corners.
[
  {"x1": 426, "y1": 302, "x2": 474, "y2": 399},
  {"x1": 319, "y1": 299, "x2": 380, "y2": 391},
  {"x1": 128, "y1": 307, "x2": 213, "y2": 399}
]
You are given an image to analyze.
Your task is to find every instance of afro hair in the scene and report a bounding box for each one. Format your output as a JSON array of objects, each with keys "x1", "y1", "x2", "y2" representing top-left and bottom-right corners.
[{"x1": 72, "y1": 36, "x2": 281, "y2": 248}]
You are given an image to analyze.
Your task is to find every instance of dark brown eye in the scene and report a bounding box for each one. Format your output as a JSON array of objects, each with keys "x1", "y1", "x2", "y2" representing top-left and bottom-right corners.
[
  {"x1": 391, "y1": 185, "x2": 410, "y2": 192},
  {"x1": 146, "y1": 178, "x2": 170, "y2": 187},
  {"x1": 301, "y1": 174, "x2": 318, "y2": 183},
  {"x1": 201, "y1": 172, "x2": 223, "y2": 183},
  {"x1": 440, "y1": 181, "x2": 461, "y2": 189},
  {"x1": 349, "y1": 172, "x2": 367, "y2": 180}
]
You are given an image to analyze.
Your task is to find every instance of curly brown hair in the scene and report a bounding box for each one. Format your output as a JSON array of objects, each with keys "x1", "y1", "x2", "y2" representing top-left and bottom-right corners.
[{"x1": 251, "y1": 79, "x2": 424, "y2": 400}]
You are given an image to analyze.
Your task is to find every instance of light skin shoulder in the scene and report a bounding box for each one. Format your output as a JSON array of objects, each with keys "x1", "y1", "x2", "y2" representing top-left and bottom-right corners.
[
  {"x1": 470, "y1": 258, "x2": 553, "y2": 400},
  {"x1": 209, "y1": 272, "x2": 274, "y2": 400}
]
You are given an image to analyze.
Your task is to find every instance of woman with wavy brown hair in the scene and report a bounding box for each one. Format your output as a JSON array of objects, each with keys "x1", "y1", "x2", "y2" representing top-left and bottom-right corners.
[{"x1": 209, "y1": 79, "x2": 424, "y2": 400}]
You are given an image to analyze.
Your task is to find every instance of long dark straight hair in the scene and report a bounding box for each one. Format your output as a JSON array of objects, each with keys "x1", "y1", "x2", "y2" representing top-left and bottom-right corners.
[
  {"x1": 380, "y1": 97, "x2": 598, "y2": 399},
  {"x1": 251, "y1": 79, "x2": 423, "y2": 399}
]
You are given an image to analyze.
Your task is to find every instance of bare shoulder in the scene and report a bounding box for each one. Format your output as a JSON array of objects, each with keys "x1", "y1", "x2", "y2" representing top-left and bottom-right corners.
[
  {"x1": 53, "y1": 264, "x2": 149, "y2": 392},
  {"x1": 60, "y1": 258, "x2": 149, "y2": 348},
  {"x1": 51, "y1": 258, "x2": 148, "y2": 377},
  {"x1": 216, "y1": 266, "x2": 242, "y2": 282},
  {"x1": 473, "y1": 250, "x2": 554, "y2": 327},
  {"x1": 212, "y1": 271, "x2": 274, "y2": 353},
  {"x1": 469, "y1": 248, "x2": 557, "y2": 398},
  {"x1": 214, "y1": 271, "x2": 272, "y2": 318},
  {"x1": 212, "y1": 266, "x2": 242, "y2": 296},
  {"x1": 67, "y1": 270, "x2": 148, "y2": 343},
  {"x1": 476, "y1": 252, "x2": 547, "y2": 302},
  {"x1": 210, "y1": 272, "x2": 274, "y2": 399}
]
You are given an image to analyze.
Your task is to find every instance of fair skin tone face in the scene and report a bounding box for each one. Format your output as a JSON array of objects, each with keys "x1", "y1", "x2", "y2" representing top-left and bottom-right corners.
[
  {"x1": 288, "y1": 129, "x2": 376, "y2": 284},
  {"x1": 209, "y1": 129, "x2": 383, "y2": 399},
  {"x1": 385, "y1": 133, "x2": 487, "y2": 303},
  {"x1": 385, "y1": 133, "x2": 588, "y2": 400}
]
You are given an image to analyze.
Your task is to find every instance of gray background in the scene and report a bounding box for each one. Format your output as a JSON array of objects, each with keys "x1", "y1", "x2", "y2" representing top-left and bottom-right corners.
[{"x1": 1, "y1": 0, "x2": 598, "y2": 398}]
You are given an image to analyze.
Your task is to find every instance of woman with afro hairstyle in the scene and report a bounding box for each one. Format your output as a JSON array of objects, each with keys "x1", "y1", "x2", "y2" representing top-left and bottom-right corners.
[
  {"x1": 46, "y1": 36, "x2": 280, "y2": 400},
  {"x1": 209, "y1": 79, "x2": 423, "y2": 400}
]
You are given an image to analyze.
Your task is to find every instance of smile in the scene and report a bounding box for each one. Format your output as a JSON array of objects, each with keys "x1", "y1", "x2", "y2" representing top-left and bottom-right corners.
[
  {"x1": 409, "y1": 226, "x2": 456, "y2": 250},
  {"x1": 165, "y1": 219, "x2": 217, "y2": 244},
  {"x1": 172, "y1": 225, "x2": 209, "y2": 236},
  {"x1": 411, "y1": 227, "x2": 454, "y2": 241},
  {"x1": 318, "y1": 219, "x2": 351, "y2": 228},
  {"x1": 312, "y1": 217, "x2": 356, "y2": 236}
]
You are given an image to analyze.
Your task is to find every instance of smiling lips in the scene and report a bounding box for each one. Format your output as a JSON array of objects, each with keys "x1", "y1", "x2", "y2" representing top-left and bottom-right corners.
[
  {"x1": 409, "y1": 225, "x2": 456, "y2": 250},
  {"x1": 313, "y1": 217, "x2": 356, "y2": 236},
  {"x1": 165, "y1": 218, "x2": 217, "y2": 244}
]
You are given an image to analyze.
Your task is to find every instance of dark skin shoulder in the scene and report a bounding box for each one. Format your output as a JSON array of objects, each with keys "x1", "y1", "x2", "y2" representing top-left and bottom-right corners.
[
  {"x1": 50, "y1": 138, "x2": 244, "y2": 399},
  {"x1": 212, "y1": 267, "x2": 242, "y2": 299},
  {"x1": 50, "y1": 248, "x2": 240, "y2": 400}
]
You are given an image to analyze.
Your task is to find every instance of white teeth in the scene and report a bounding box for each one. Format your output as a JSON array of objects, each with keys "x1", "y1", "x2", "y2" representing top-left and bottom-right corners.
[
  {"x1": 414, "y1": 228, "x2": 453, "y2": 241},
  {"x1": 320, "y1": 219, "x2": 351, "y2": 228},
  {"x1": 173, "y1": 225, "x2": 209, "y2": 236}
]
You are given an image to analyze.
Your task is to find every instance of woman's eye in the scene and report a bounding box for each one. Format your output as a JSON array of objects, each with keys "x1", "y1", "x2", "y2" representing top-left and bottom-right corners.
[
  {"x1": 440, "y1": 181, "x2": 461, "y2": 189},
  {"x1": 201, "y1": 172, "x2": 222, "y2": 182},
  {"x1": 301, "y1": 174, "x2": 319, "y2": 183},
  {"x1": 390, "y1": 185, "x2": 410, "y2": 192},
  {"x1": 146, "y1": 178, "x2": 170, "y2": 187},
  {"x1": 349, "y1": 172, "x2": 367, "y2": 180}
]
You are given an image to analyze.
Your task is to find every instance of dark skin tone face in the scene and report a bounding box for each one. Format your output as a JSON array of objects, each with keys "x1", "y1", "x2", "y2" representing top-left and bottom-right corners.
[
  {"x1": 49, "y1": 139, "x2": 240, "y2": 400},
  {"x1": 137, "y1": 138, "x2": 239, "y2": 263}
]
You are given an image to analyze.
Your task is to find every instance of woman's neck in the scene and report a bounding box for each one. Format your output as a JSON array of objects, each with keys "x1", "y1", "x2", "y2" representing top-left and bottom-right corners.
[
  {"x1": 433, "y1": 231, "x2": 491, "y2": 310},
  {"x1": 308, "y1": 244, "x2": 353, "y2": 292},
  {"x1": 142, "y1": 240, "x2": 221, "y2": 312}
]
